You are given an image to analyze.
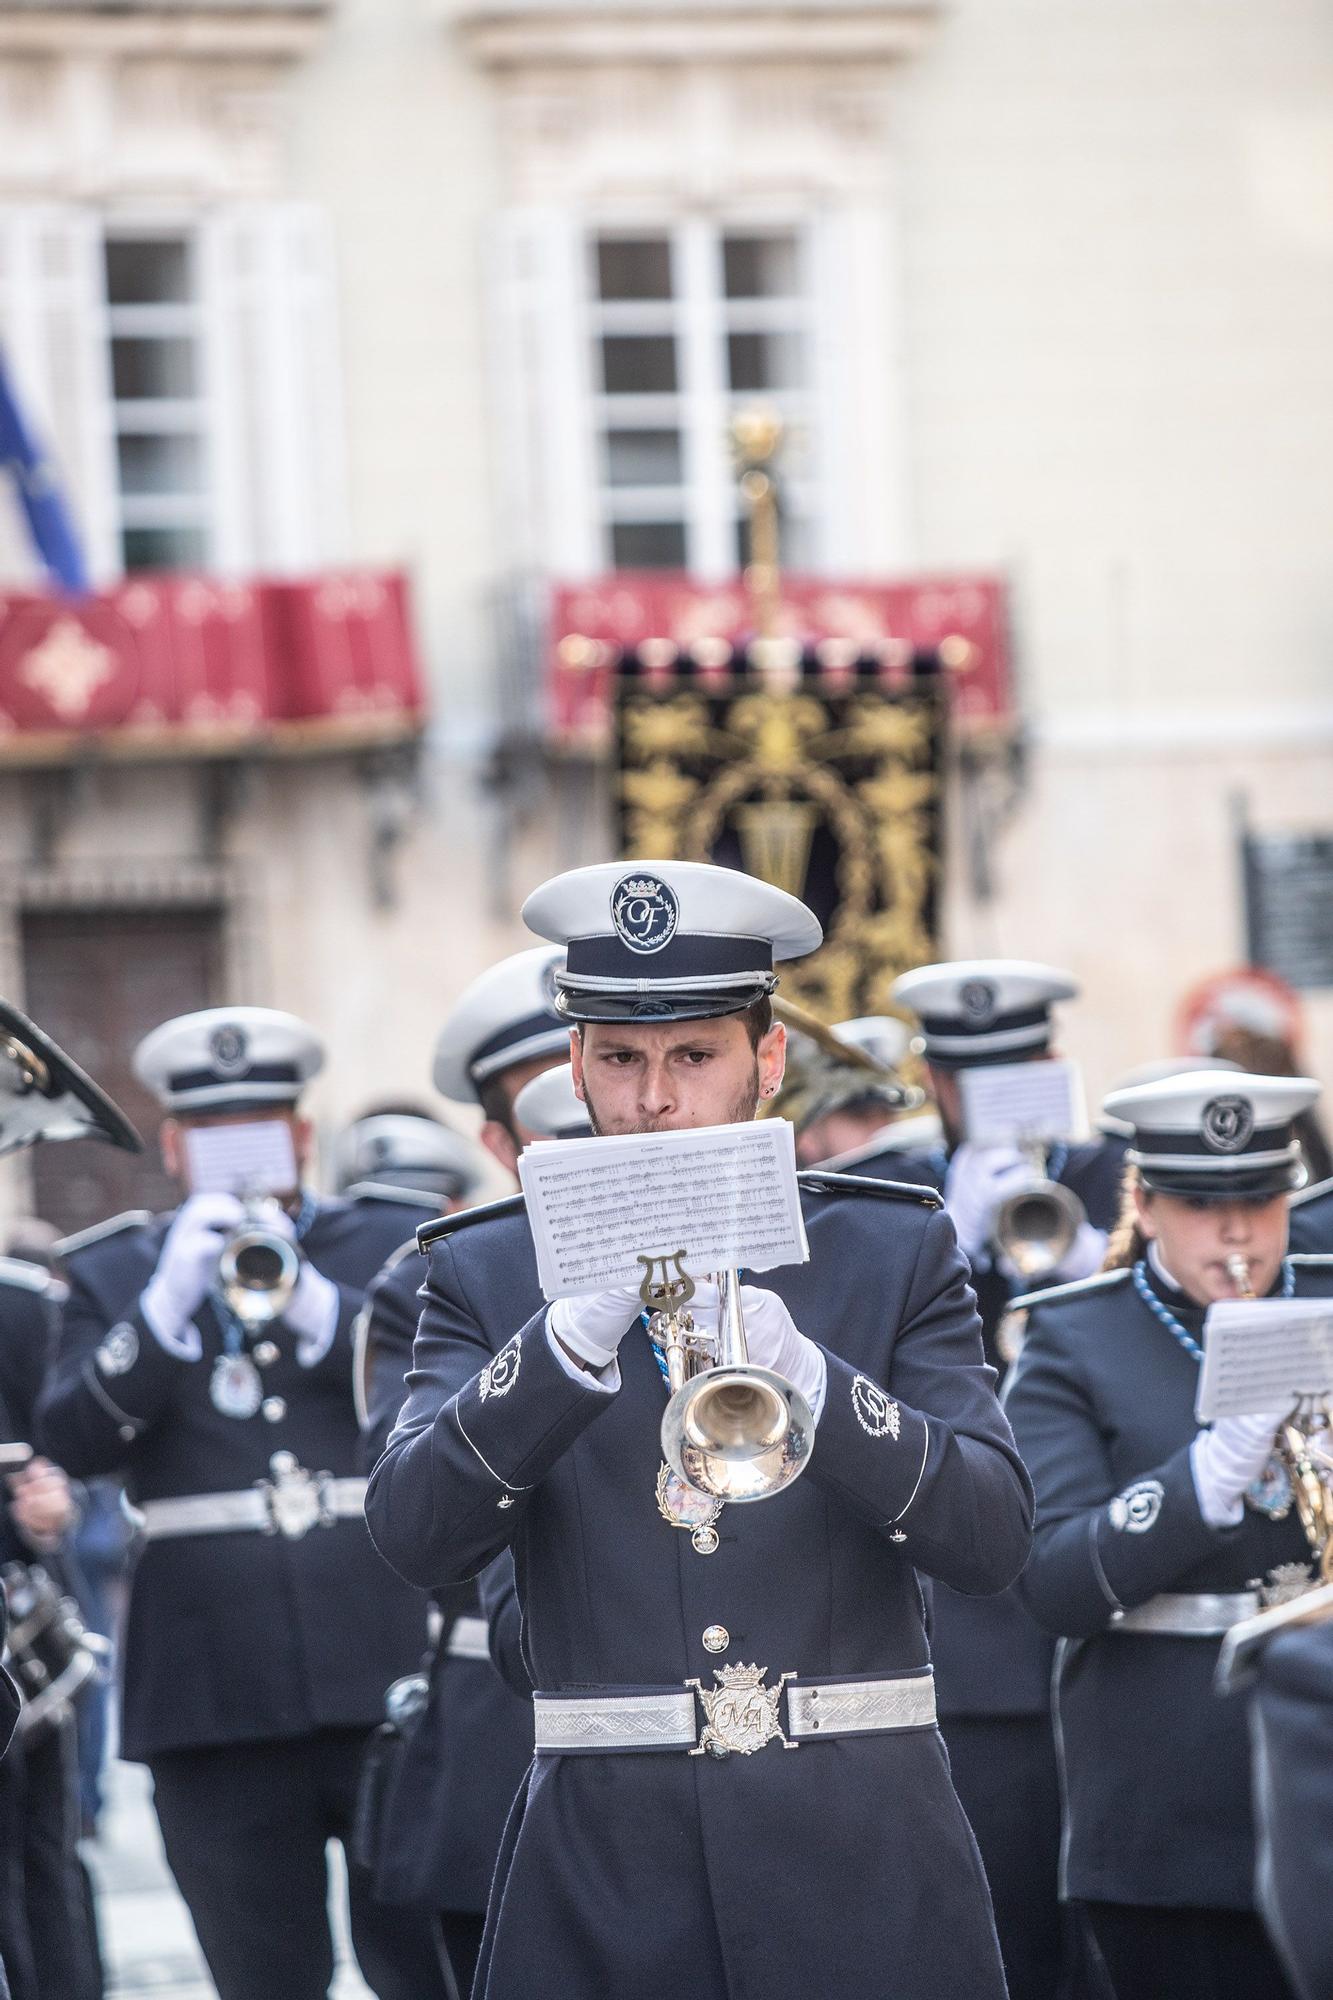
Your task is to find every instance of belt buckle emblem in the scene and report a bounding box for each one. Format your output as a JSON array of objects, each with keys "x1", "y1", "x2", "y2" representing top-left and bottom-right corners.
[
  {"x1": 685, "y1": 1663, "x2": 798, "y2": 1759},
  {"x1": 260, "y1": 1452, "x2": 332, "y2": 1540}
]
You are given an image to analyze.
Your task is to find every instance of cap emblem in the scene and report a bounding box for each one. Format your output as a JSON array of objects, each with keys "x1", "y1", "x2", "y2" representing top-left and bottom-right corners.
[
  {"x1": 1201, "y1": 1095, "x2": 1255, "y2": 1155},
  {"x1": 959, "y1": 978, "x2": 997, "y2": 1025},
  {"x1": 209, "y1": 1023, "x2": 250, "y2": 1077},
  {"x1": 611, "y1": 874, "x2": 679, "y2": 956}
]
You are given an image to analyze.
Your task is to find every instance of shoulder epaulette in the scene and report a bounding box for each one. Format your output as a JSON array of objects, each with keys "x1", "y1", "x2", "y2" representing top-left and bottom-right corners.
[
  {"x1": 345, "y1": 1181, "x2": 442, "y2": 1212},
  {"x1": 1288, "y1": 1253, "x2": 1333, "y2": 1267},
  {"x1": 1291, "y1": 1176, "x2": 1333, "y2": 1210},
  {"x1": 1010, "y1": 1266, "x2": 1132, "y2": 1313},
  {"x1": 418, "y1": 1192, "x2": 526, "y2": 1252},
  {"x1": 797, "y1": 1169, "x2": 942, "y2": 1210},
  {"x1": 0, "y1": 1255, "x2": 58, "y2": 1298},
  {"x1": 54, "y1": 1210, "x2": 152, "y2": 1260}
]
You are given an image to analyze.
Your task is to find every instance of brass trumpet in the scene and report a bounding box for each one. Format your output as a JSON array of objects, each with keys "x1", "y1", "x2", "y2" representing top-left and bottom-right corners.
[
  {"x1": 218, "y1": 1197, "x2": 299, "y2": 1331},
  {"x1": 642, "y1": 1257, "x2": 813, "y2": 1505},
  {"x1": 1227, "y1": 1253, "x2": 1333, "y2": 1584},
  {"x1": 993, "y1": 1144, "x2": 1086, "y2": 1281}
]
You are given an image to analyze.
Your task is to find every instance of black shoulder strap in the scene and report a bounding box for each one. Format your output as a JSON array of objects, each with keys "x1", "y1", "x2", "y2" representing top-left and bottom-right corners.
[
  {"x1": 796, "y1": 1169, "x2": 942, "y2": 1210},
  {"x1": 417, "y1": 1192, "x2": 527, "y2": 1252}
]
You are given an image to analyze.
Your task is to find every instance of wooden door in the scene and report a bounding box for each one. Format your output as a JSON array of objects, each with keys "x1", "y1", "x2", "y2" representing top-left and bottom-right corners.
[{"x1": 21, "y1": 906, "x2": 226, "y2": 1235}]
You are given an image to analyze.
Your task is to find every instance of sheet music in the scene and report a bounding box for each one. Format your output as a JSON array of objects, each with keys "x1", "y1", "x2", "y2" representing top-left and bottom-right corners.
[
  {"x1": 1196, "y1": 1299, "x2": 1333, "y2": 1422},
  {"x1": 518, "y1": 1118, "x2": 809, "y2": 1301},
  {"x1": 959, "y1": 1058, "x2": 1085, "y2": 1148},
  {"x1": 184, "y1": 1120, "x2": 298, "y2": 1198}
]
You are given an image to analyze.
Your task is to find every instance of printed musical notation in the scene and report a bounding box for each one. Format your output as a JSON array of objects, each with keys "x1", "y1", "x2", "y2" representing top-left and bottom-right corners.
[
  {"x1": 959, "y1": 1057, "x2": 1085, "y2": 1148},
  {"x1": 1196, "y1": 1300, "x2": 1333, "y2": 1423},
  {"x1": 518, "y1": 1119, "x2": 809, "y2": 1300}
]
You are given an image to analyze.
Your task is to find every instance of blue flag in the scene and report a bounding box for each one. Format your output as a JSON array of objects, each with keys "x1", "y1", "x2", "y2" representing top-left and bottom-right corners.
[{"x1": 0, "y1": 347, "x2": 89, "y2": 592}]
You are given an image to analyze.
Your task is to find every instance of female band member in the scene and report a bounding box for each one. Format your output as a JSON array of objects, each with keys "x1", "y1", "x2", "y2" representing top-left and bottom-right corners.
[{"x1": 1003, "y1": 1070, "x2": 1333, "y2": 2000}]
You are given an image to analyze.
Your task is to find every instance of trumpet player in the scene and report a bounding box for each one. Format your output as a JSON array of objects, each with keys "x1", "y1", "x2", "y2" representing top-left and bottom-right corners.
[
  {"x1": 36, "y1": 1007, "x2": 442, "y2": 2000},
  {"x1": 366, "y1": 862, "x2": 1033, "y2": 2000},
  {"x1": 822, "y1": 959, "x2": 1124, "y2": 2000},
  {"x1": 1003, "y1": 1071, "x2": 1333, "y2": 1999}
]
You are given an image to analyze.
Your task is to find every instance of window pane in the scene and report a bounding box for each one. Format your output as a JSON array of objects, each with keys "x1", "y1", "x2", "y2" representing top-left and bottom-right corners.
[
  {"x1": 596, "y1": 237, "x2": 672, "y2": 302},
  {"x1": 604, "y1": 429, "x2": 683, "y2": 488},
  {"x1": 611, "y1": 520, "x2": 687, "y2": 569},
  {"x1": 116, "y1": 431, "x2": 204, "y2": 497},
  {"x1": 727, "y1": 330, "x2": 803, "y2": 393},
  {"x1": 601, "y1": 335, "x2": 678, "y2": 394},
  {"x1": 112, "y1": 337, "x2": 198, "y2": 400},
  {"x1": 121, "y1": 525, "x2": 207, "y2": 573},
  {"x1": 105, "y1": 238, "x2": 191, "y2": 306},
  {"x1": 723, "y1": 234, "x2": 799, "y2": 300}
]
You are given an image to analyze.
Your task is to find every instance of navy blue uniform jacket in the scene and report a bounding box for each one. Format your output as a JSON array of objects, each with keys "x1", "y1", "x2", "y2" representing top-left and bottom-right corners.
[
  {"x1": 1003, "y1": 1254, "x2": 1333, "y2": 1909},
  {"x1": 37, "y1": 1196, "x2": 432, "y2": 1762},
  {"x1": 366, "y1": 1174, "x2": 1033, "y2": 2000},
  {"x1": 843, "y1": 1135, "x2": 1125, "y2": 1719},
  {"x1": 0, "y1": 1258, "x2": 58, "y2": 1755},
  {"x1": 1249, "y1": 1618, "x2": 1333, "y2": 2000},
  {"x1": 1289, "y1": 1176, "x2": 1333, "y2": 1255},
  {"x1": 360, "y1": 1242, "x2": 533, "y2": 1915}
]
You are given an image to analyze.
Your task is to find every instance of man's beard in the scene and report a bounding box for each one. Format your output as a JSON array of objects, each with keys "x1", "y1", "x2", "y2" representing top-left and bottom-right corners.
[{"x1": 582, "y1": 1061, "x2": 762, "y2": 1137}]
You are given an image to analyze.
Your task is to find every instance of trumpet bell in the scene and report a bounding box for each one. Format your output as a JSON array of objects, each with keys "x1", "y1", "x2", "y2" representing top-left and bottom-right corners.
[
  {"x1": 218, "y1": 1227, "x2": 299, "y2": 1331},
  {"x1": 992, "y1": 1178, "x2": 1084, "y2": 1282},
  {"x1": 662, "y1": 1365, "x2": 814, "y2": 1504}
]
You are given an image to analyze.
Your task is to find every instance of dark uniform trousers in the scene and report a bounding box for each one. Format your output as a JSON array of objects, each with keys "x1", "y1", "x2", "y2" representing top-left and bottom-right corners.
[
  {"x1": 367, "y1": 1178, "x2": 1034, "y2": 2000},
  {"x1": 1003, "y1": 1257, "x2": 1333, "y2": 2000},
  {"x1": 845, "y1": 1139, "x2": 1125, "y2": 2000},
  {"x1": 37, "y1": 1197, "x2": 447, "y2": 2000},
  {"x1": 361, "y1": 1245, "x2": 536, "y2": 2000},
  {"x1": 0, "y1": 1260, "x2": 101, "y2": 2000}
]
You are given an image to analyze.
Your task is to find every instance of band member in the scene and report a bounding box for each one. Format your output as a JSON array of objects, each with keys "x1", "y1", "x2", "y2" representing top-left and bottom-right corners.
[
  {"x1": 510, "y1": 1063, "x2": 591, "y2": 1141},
  {"x1": 36, "y1": 1008, "x2": 442, "y2": 2000},
  {"x1": 831, "y1": 960, "x2": 1123, "y2": 1999},
  {"x1": 0, "y1": 1252, "x2": 101, "y2": 2000},
  {"x1": 335, "y1": 1109, "x2": 488, "y2": 1213},
  {"x1": 786, "y1": 1015, "x2": 939, "y2": 1169},
  {"x1": 1246, "y1": 1615, "x2": 1333, "y2": 2000},
  {"x1": 1003, "y1": 1070, "x2": 1333, "y2": 2000},
  {"x1": 357, "y1": 951, "x2": 568, "y2": 1997},
  {"x1": 367, "y1": 860, "x2": 1032, "y2": 2000}
]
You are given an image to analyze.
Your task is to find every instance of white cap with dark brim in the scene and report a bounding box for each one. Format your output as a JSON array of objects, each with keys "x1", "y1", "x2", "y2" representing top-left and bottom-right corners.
[
  {"x1": 1098, "y1": 1057, "x2": 1243, "y2": 1139},
  {"x1": 892, "y1": 960, "x2": 1078, "y2": 1067},
  {"x1": 522, "y1": 860, "x2": 822, "y2": 1024},
  {"x1": 513, "y1": 1063, "x2": 592, "y2": 1140},
  {"x1": 133, "y1": 1007, "x2": 324, "y2": 1114},
  {"x1": 334, "y1": 1115, "x2": 487, "y2": 1200},
  {"x1": 833, "y1": 1016, "x2": 914, "y2": 1072},
  {"x1": 431, "y1": 947, "x2": 570, "y2": 1104},
  {"x1": 1102, "y1": 1069, "x2": 1319, "y2": 1199}
]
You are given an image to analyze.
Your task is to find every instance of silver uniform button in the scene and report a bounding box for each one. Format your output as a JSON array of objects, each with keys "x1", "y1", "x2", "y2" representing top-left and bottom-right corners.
[
  {"x1": 702, "y1": 1625, "x2": 729, "y2": 1653},
  {"x1": 253, "y1": 1342, "x2": 280, "y2": 1369},
  {"x1": 261, "y1": 1397, "x2": 287, "y2": 1423}
]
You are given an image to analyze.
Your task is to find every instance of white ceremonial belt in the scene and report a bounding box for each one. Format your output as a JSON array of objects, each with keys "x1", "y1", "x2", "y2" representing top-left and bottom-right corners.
[
  {"x1": 138, "y1": 1474, "x2": 367, "y2": 1543},
  {"x1": 533, "y1": 1670, "x2": 937, "y2": 1757},
  {"x1": 446, "y1": 1616, "x2": 491, "y2": 1661},
  {"x1": 1109, "y1": 1591, "x2": 1261, "y2": 1637}
]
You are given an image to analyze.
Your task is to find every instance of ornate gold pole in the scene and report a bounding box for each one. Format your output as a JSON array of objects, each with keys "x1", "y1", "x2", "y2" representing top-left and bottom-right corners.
[{"x1": 731, "y1": 406, "x2": 784, "y2": 641}]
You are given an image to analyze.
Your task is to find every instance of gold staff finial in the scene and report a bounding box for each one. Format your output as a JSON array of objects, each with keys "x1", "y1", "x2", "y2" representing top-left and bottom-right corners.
[{"x1": 730, "y1": 406, "x2": 785, "y2": 644}]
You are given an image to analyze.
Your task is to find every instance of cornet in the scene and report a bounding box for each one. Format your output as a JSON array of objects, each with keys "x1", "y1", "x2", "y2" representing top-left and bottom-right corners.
[
  {"x1": 992, "y1": 1144, "x2": 1086, "y2": 1281},
  {"x1": 218, "y1": 1197, "x2": 300, "y2": 1331},
  {"x1": 641, "y1": 1256, "x2": 813, "y2": 1505},
  {"x1": 1227, "y1": 1253, "x2": 1333, "y2": 1584}
]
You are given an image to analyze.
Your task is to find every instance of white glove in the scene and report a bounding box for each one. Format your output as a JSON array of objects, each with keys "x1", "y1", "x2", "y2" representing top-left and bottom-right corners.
[
  {"x1": 285, "y1": 1262, "x2": 340, "y2": 1366},
  {"x1": 691, "y1": 1283, "x2": 827, "y2": 1421},
  {"x1": 548, "y1": 1284, "x2": 646, "y2": 1370},
  {"x1": 998, "y1": 1219, "x2": 1107, "y2": 1286},
  {"x1": 1191, "y1": 1411, "x2": 1289, "y2": 1527},
  {"x1": 142, "y1": 1194, "x2": 245, "y2": 1351},
  {"x1": 943, "y1": 1144, "x2": 1032, "y2": 1263}
]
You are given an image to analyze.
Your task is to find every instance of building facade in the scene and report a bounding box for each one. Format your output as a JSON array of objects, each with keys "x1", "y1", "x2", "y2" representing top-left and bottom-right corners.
[{"x1": 1, "y1": 0, "x2": 1331, "y2": 1224}]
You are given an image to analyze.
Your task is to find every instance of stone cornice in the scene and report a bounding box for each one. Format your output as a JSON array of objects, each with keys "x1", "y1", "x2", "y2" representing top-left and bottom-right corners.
[
  {"x1": 454, "y1": 0, "x2": 940, "y2": 69},
  {"x1": 0, "y1": 3, "x2": 330, "y2": 60}
]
